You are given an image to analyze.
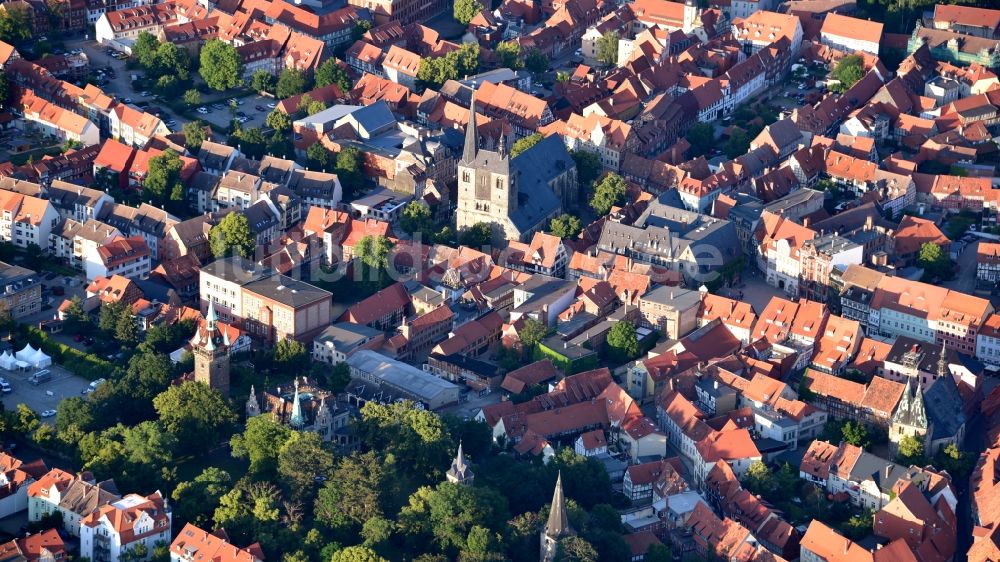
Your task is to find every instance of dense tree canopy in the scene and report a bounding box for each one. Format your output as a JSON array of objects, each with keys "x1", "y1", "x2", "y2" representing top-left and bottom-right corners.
[
  {"x1": 590, "y1": 173, "x2": 627, "y2": 216},
  {"x1": 201, "y1": 40, "x2": 244, "y2": 91},
  {"x1": 210, "y1": 212, "x2": 255, "y2": 259}
]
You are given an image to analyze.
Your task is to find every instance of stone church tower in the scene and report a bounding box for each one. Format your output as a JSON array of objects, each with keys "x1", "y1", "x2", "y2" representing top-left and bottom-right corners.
[
  {"x1": 191, "y1": 301, "x2": 231, "y2": 396},
  {"x1": 540, "y1": 472, "x2": 574, "y2": 562},
  {"x1": 455, "y1": 93, "x2": 519, "y2": 245}
]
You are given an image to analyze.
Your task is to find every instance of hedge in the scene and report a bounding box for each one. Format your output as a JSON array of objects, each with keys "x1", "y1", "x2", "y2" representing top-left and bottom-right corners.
[{"x1": 18, "y1": 326, "x2": 117, "y2": 381}]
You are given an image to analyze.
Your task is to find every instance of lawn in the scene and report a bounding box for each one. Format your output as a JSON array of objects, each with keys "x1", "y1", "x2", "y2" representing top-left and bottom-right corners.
[{"x1": 171, "y1": 443, "x2": 249, "y2": 489}]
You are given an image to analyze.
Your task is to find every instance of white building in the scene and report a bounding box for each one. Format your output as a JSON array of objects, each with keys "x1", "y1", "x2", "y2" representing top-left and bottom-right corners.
[
  {"x1": 819, "y1": 14, "x2": 883, "y2": 56},
  {"x1": 80, "y1": 493, "x2": 171, "y2": 562},
  {"x1": 0, "y1": 192, "x2": 60, "y2": 251}
]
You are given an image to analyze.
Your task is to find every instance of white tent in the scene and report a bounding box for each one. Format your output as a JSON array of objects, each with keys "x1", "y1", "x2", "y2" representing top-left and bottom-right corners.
[
  {"x1": 14, "y1": 344, "x2": 36, "y2": 363},
  {"x1": 27, "y1": 348, "x2": 50, "y2": 369},
  {"x1": 0, "y1": 351, "x2": 14, "y2": 370}
]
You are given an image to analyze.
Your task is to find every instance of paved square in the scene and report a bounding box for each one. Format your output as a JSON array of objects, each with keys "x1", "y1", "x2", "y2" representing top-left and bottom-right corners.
[{"x1": 0, "y1": 364, "x2": 90, "y2": 422}]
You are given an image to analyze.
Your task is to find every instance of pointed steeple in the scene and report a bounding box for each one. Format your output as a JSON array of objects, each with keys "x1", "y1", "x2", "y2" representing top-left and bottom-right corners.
[
  {"x1": 447, "y1": 442, "x2": 474, "y2": 485},
  {"x1": 462, "y1": 92, "x2": 478, "y2": 163},
  {"x1": 937, "y1": 342, "x2": 949, "y2": 378},
  {"x1": 246, "y1": 385, "x2": 260, "y2": 418},
  {"x1": 289, "y1": 378, "x2": 304, "y2": 429},
  {"x1": 206, "y1": 300, "x2": 218, "y2": 332},
  {"x1": 546, "y1": 472, "x2": 572, "y2": 539}
]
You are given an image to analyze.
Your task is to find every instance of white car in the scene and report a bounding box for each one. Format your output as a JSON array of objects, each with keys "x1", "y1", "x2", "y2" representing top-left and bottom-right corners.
[
  {"x1": 40, "y1": 410, "x2": 56, "y2": 418},
  {"x1": 197, "y1": 107, "x2": 209, "y2": 114},
  {"x1": 267, "y1": 102, "x2": 277, "y2": 109}
]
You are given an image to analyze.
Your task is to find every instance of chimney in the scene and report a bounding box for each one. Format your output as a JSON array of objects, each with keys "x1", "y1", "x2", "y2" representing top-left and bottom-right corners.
[
  {"x1": 803, "y1": 216, "x2": 810, "y2": 228},
  {"x1": 885, "y1": 465, "x2": 892, "y2": 479}
]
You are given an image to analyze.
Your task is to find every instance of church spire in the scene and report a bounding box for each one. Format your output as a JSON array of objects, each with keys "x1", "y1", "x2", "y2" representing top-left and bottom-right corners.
[
  {"x1": 206, "y1": 300, "x2": 218, "y2": 332},
  {"x1": 937, "y1": 342, "x2": 949, "y2": 378},
  {"x1": 463, "y1": 92, "x2": 478, "y2": 162},
  {"x1": 546, "y1": 472, "x2": 571, "y2": 538},
  {"x1": 446, "y1": 442, "x2": 474, "y2": 485},
  {"x1": 289, "y1": 378, "x2": 304, "y2": 429}
]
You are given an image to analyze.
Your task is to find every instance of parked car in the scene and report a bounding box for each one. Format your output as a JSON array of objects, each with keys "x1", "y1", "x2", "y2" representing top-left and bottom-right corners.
[
  {"x1": 197, "y1": 107, "x2": 209, "y2": 114},
  {"x1": 256, "y1": 105, "x2": 266, "y2": 111},
  {"x1": 40, "y1": 410, "x2": 56, "y2": 418},
  {"x1": 0, "y1": 379, "x2": 11, "y2": 394},
  {"x1": 267, "y1": 102, "x2": 277, "y2": 109}
]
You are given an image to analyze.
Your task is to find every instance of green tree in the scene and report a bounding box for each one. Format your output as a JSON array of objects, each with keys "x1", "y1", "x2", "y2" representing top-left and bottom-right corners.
[
  {"x1": 511, "y1": 133, "x2": 543, "y2": 158},
  {"x1": 417, "y1": 43, "x2": 479, "y2": 89},
  {"x1": 231, "y1": 416, "x2": 294, "y2": 476},
  {"x1": 0, "y1": 4, "x2": 29, "y2": 44},
  {"x1": 935, "y1": 442, "x2": 973, "y2": 477},
  {"x1": 200, "y1": 40, "x2": 244, "y2": 91},
  {"x1": 152, "y1": 381, "x2": 237, "y2": 451},
  {"x1": 496, "y1": 41, "x2": 522, "y2": 70},
  {"x1": 98, "y1": 300, "x2": 126, "y2": 332},
  {"x1": 210, "y1": 212, "x2": 255, "y2": 258},
  {"x1": 555, "y1": 536, "x2": 598, "y2": 562},
  {"x1": 62, "y1": 295, "x2": 88, "y2": 333},
  {"x1": 453, "y1": 0, "x2": 482, "y2": 25},
  {"x1": 918, "y1": 241, "x2": 953, "y2": 281},
  {"x1": 897, "y1": 435, "x2": 925, "y2": 465},
  {"x1": 328, "y1": 362, "x2": 351, "y2": 393},
  {"x1": 276, "y1": 68, "x2": 309, "y2": 99},
  {"x1": 606, "y1": 320, "x2": 638, "y2": 362},
  {"x1": 182, "y1": 121, "x2": 207, "y2": 153},
  {"x1": 115, "y1": 309, "x2": 138, "y2": 345},
  {"x1": 155, "y1": 75, "x2": 182, "y2": 98},
  {"x1": 596, "y1": 31, "x2": 619, "y2": 67},
  {"x1": 354, "y1": 235, "x2": 394, "y2": 287},
  {"x1": 355, "y1": 401, "x2": 453, "y2": 483},
  {"x1": 743, "y1": 460, "x2": 774, "y2": 495},
  {"x1": 230, "y1": 126, "x2": 268, "y2": 159},
  {"x1": 132, "y1": 32, "x2": 160, "y2": 69},
  {"x1": 331, "y1": 547, "x2": 387, "y2": 562},
  {"x1": 840, "y1": 509, "x2": 874, "y2": 541},
  {"x1": 830, "y1": 54, "x2": 864, "y2": 93},
  {"x1": 524, "y1": 49, "x2": 548, "y2": 75},
  {"x1": 277, "y1": 431, "x2": 335, "y2": 502},
  {"x1": 315, "y1": 451, "x2": 397, "y2": 529},
  {"x1": 556, "y1": 70, "x2": 570, "y2": 83},
  {"x1": 307, "y1": 142, "x2": 330, "y2": 172},
  {"x1": 153, "y1": 41, "x2": 190, "y2": 79},
  {"x1": 335, "y1": 146, "x2": 365, "y2": 198},
  {"x1": 724, "y1": 128, "x2": 750, "y2": 159},
  {"x1": 273, "y1": 338, "x2": 307, "y2": 370},
  {"x1": 304, "y1": 99, "x2": 326, "y2": 116},
  {"x1": 398, "y1": 483, "x2": 510, "y2": 552},
  {"x1": 549, "y1": 214, "x2": 582, "y2": 239},
  {"x1": 266, "y1": 110, "x2": 292, "y2": 133},
  {"x1": 685, "y1": 122, "x2": 715, "y2": 157},
  {"x1": 251, "y1": 70, "x2": 275, "y2": 93},
  {"x1": 183, "y1": 88, "x2": 201, "y2": 107},
  {"x1": 315, "y1": 59, "x2": 352, "y2": 92},
  {"x1": 459, "y1": 222, "x2": 493, "y2": 248},
  {"x1": 144, "y1": 149, "x2": 184, "y2": 207},
  {"x1": 401, "y1": 201, "x2": 434, "y2": 238},
  {"x1": 571, "y1": 150, "x2": 600, "y2": 192},
  {"x1": 520, "y1": 318, "x2": 548, "y2": 350},
  {"x1": 841, "y1": 420, "x2": 870, "y2": 448},
  {"x1": 590, "y1": 173, "x2": 627, "y2": 216},
  {"x1": 171, "y1": 467, "x2": 231, "y2": 528}
]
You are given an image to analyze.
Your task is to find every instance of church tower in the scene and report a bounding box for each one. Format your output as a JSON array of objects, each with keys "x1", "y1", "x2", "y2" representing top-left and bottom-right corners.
[
  {"x1": 889, "y1": 378, "x2": 928, "y2": 456},
  {"x1": 540, "y1": 472, "x2": 574, "y2": 562},
  {"x1": 446, "y1": 442, "x2": 474, "y2": 486},
  {"x1": 456, "y1": 92, "x2": 518, "y2": 244},
  {"x1": 192, "y1": 301, "x2": 231, "y2": 396},
  {"x1": 937, "y1": 342, "x2": 950, "y2": 381}
]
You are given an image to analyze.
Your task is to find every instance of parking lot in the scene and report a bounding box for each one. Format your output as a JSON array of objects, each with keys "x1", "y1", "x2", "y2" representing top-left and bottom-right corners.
[
  {"x1": 0, "y1": 364, "x2": 89, "y2": 424},
  {"x1": 66, "y1": 37, "x2": 273, "y2": 138}
]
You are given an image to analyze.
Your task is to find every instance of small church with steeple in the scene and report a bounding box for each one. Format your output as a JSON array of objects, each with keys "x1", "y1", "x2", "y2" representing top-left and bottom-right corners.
[
  {"x1": 455, "y1": 93, "x2": 577, "y2": 247},
  {"x1": 540, "y1": 472, "x2": 574, "y2": 562},
  {"x1": 446, "y1": 443, "x2": 474, "y2": 486}
]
